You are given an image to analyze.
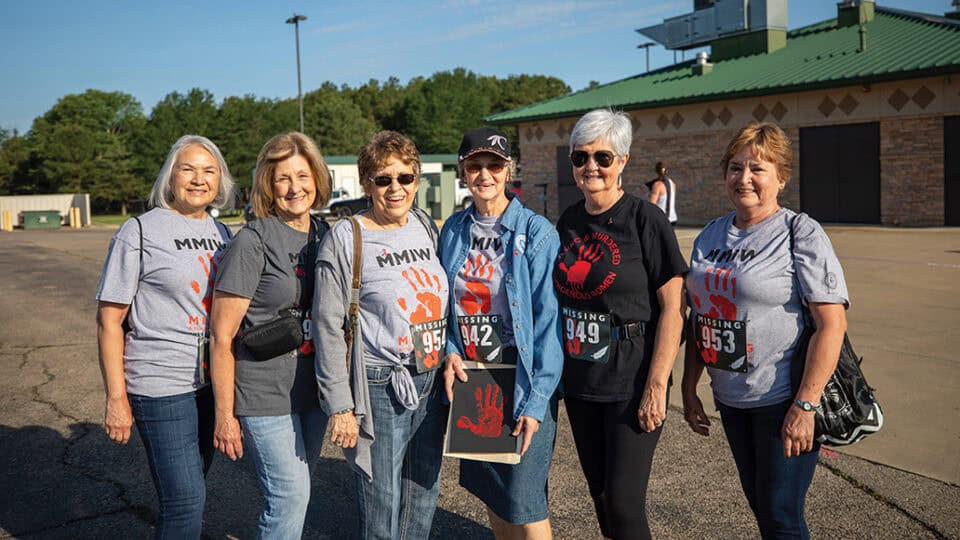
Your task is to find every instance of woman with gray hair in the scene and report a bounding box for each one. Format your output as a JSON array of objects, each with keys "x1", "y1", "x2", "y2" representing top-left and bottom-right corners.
[
  {"x1": 552, "y1": 109, "x2": 687, "y2": 540},
  {"x1": 95, "y1": 135, "x2": 234, "y2": 539}
]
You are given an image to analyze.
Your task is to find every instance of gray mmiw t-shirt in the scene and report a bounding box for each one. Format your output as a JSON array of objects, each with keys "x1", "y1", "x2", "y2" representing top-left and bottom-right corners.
[
  {"x1": 96, "y1": 208, "x2": 230, "y2": 397},
  {"x1": 686, "y1": 209, "x2": 849, "y2": 408},
  {"x1": 214, "y1": 215, "x2": 321, "y2": 415},
  {"x1": 357, "y1": 217, "x2": 448, "y2": 367},
  {"x1": 452, "y1": 213, "x2": 515, "y2": 347}
]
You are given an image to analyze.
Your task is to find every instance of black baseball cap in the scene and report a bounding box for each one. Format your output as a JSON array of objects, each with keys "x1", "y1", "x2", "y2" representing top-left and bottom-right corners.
[{"x1": 458, "y1": 128, "x2": 511, "y2": 161}]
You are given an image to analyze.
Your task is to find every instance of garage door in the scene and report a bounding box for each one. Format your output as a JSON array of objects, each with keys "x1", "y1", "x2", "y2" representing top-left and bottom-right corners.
[
  {"x1": 946, "y1": 116, "x2": 960, "y2": 226},
  {"x1": 800, "y1": 122, "x2": 880, "y2": 224}
]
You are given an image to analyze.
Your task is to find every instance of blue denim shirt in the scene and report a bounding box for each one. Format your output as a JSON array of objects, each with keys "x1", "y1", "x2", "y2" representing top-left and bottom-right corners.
[{"x1": 438, "y1": 197, "x2": 563, "y2": 422}]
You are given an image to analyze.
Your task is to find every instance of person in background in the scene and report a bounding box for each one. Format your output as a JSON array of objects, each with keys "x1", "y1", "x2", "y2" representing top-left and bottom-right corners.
[
  {"x1": 313, "y1": 130, "x2": 448, "y2": 539},
  {"x1": 440, "y1": 127, "x2": 563, "y2": 539},
  {"x1": 95, "y1": 134, "x2": 234, "y2": 539},
  {"x1": 646, "y1": 161, "x2": 678, "y2": 226},
  {"x1": 553, "y1": 109, "x2": 687, "y2": 540},
  {"x1": 209, "y1": 132, "x2": 332, "y2": 539},
  {"x1": 682, "y1": 122, "x2": 849, "y2": 539}
]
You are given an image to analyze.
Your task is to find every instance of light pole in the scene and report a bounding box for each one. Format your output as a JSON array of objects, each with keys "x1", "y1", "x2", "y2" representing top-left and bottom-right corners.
[
  {"x1": 637, "y1": 42, "x2": 655, "y2": 73},
  {"x1": 286, "y1": 13, "x2": 307, "y2": 133}
]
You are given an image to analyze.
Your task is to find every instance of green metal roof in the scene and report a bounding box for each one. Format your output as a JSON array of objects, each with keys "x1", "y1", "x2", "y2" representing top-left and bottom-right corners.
[{"x1": 486, "y1": 7, "x2": 960, "y2": 125}]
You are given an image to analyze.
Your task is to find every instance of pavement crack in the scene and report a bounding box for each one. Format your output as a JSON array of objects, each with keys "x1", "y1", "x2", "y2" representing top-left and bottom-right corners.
[
  {"x1": 21, "y1": 349, "x2": 158, "y2": 534},
  {"x1": 818, "y1": 460, "x2": 949, "y2": 539}
]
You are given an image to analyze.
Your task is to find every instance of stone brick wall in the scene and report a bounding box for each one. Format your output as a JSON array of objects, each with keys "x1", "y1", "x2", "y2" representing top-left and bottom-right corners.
[{"x1": 880, "y1": 116, "x2": 944, "y2": 225}]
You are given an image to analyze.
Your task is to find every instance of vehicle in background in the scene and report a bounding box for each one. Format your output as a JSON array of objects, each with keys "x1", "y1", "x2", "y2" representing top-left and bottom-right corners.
[{"x1": 328, "y1": 196, "x2": 370, "y2": 217}]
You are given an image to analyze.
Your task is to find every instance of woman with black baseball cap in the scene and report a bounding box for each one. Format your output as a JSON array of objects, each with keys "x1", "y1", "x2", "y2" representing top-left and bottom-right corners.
[{"x1": 440, "y1": 127, "x2": 564, "y2": 539}]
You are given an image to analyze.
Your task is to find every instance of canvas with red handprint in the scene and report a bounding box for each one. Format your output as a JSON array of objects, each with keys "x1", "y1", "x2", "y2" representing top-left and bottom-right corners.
[{"x1": 445, "y1": 365, "x2": 520, "y2": 463}]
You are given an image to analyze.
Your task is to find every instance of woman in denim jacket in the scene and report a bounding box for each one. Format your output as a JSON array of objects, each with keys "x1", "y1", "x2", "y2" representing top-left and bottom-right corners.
[{"x1": 439, "y1": 127, "x2": 564, "y2": 539}]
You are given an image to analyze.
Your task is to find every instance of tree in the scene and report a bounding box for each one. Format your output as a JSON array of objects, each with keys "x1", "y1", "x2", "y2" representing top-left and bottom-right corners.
[
  {"x1": 136, "y1": 88, "x2": 220, "y2": 178},
  {"x1": 29, "y1": 90, "x2": 146, "y2": 214},
  {"x1": 214, "y1": 95, "x2": 289, "y2": 198},
  {"x1": 490, "y1": 75, "x2": 570, "y2": 159},
  {"x1": 0, "y1": 134, "x2": 35, "y2": 194},
  {"x1": 401, "y1": 69, "x2": 495, "y2": 154},
  {"x1": 302, "y1": 84, "x2": 379, "y2": 155}
]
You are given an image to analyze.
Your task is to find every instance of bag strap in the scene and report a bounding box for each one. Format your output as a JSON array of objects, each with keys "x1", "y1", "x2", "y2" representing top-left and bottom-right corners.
[{"x1": 344, "y1": 217, "x2": 363, "y2": 371}]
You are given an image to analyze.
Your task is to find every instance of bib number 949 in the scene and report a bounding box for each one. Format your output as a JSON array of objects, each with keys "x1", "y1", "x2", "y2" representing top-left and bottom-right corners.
[{"x1": 561, "y1": 308, "x2": 611, "y2": 364}]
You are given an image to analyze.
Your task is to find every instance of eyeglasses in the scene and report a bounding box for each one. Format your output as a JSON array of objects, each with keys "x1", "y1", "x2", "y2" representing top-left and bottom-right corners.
[
  {"x1": 370, "y1": 174, "x2": 417, "y2": 187},
  {"x1": 570, "y1": 150, "x2": 617, "y2": 168},
  {"x1": 463, "y1": 161, "x2": 506, "y2": 174}
]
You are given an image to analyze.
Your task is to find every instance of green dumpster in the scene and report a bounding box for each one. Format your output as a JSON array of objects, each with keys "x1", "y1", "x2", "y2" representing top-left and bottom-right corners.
[{"x1": 22, "y1": 210, "x2": 62, "y2": 230}]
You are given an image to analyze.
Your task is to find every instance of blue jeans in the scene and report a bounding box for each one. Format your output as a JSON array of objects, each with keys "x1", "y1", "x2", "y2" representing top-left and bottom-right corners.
[
  {"x1": 358, "y1": 366, "x2": 445, "y2": 540},
  {"x1": 717, "y1": 399, "x2": 820, "y2": 540},
  {"x1": 241, "y1": 408, "x2": 329, "y2": 540},
  {"x1": 129, "y1": 387, "x2": 215, "y2": 540}
]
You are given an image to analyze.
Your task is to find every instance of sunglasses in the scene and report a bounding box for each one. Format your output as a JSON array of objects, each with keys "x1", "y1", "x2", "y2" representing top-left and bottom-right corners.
[
  {"x1": 463, "y1": 161, "x2": 506, "y2": 174},
  {"x1": 570, "y1": 150, "x2": 617, "y2": 168},
  {"x1": 371, "y1": 174, "x2": 417, "y2": 187}
]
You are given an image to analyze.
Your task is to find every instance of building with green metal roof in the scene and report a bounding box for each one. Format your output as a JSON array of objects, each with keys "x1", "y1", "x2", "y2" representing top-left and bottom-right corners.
[{"x1": 487, "y1": 1, "x2": 960, "y2": 225}]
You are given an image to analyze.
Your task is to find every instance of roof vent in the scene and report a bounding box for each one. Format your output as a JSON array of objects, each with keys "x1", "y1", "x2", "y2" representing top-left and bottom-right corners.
[
  {"x1": 837, "y1": 0, "x2": 875, "y2": 27},
  {"x1": 693, "y1": 51, "x2": 714, "y2": 75},
  {"x1": 948, "y1": 0, "x2": 960, "y2": 21},
  {"x1": 637, "y1": 0, "x2": 787, "y2": 61}
]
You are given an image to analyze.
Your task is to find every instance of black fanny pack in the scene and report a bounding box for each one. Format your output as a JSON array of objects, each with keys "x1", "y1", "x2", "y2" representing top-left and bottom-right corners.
[{"x1": 236, "y1": 308, "x2": 303, "y2": 361}]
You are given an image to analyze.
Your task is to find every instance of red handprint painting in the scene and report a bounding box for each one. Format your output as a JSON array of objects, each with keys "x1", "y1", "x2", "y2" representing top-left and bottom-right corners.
[
  {"x1": 445, "y1": 367, "x2": 520, "y2": 460},
  {"x1": 557, "y1": 242, "x2": 603, "y2": 289},
  {"x1": 456, "y1": 384, "x2": 504, "y2": 438}
]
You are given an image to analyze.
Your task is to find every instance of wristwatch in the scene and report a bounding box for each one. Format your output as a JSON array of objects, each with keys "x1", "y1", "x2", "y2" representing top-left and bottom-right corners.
[{"x1": 794, "y1": 399, "x2": 818, "y2": 412}]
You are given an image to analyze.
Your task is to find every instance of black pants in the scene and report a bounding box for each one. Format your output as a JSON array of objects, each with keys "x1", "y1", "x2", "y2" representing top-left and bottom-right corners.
[{"x1": 565, "y1": 396, "x2": 663, "y2": 540}]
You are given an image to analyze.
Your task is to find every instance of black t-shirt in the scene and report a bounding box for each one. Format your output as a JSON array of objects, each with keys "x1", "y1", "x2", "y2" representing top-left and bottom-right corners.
[{"x1": 553, "y1": 192, "x2": 688, "y2": 401}]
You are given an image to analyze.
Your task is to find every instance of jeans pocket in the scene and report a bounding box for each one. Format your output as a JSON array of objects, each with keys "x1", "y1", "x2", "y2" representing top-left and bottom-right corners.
[{"x1": 366, "y1": 366, "x2": 392, "y2": 386}]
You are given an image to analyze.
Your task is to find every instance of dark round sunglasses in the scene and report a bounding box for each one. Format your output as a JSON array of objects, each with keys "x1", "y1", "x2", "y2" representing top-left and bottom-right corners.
[
  {"x1": 371, "y1": 174, "x2": 417, "y2": 187},
  {"x1": 570, "y1": 150, "x2": 617, "y2": 168}
]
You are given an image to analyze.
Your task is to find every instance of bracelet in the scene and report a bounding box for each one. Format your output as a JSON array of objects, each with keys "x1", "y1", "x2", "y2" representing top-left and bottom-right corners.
[{"x1": 334, "y1": 408, "x2": 354, "y2": 415}]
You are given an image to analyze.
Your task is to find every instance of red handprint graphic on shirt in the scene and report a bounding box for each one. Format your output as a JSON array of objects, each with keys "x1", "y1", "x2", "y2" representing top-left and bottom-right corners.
[
  {"x1": 397, "y1": 266, "x2": 444, "y2": 324},
  {"x1": 459, "y1": 253, "x2": 494, "y2": 315},
  {"x1": 691, "y1": 266, "x2": 738, "y2": 365},
  {"x1": 456, "y1": 384, "x2": 504, "y2": 438},
  {"x1": 190, "y1": 253, "x2": 218, "y2": 313},
  {"x1": 557, "y1": 242, "x2": 603, "y2": 289}
]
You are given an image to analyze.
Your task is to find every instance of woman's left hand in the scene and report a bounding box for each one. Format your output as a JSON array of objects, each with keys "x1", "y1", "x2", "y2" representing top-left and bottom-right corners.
[
  {"x1": 637, "y1": 382, "x2": 667, "y2": 433},
  {"x1": 511, "y1": 415, "x2": 541, "y2": 456},
  {"x1": 781, "y1": 405, "x2": 816, "y2": 457}
]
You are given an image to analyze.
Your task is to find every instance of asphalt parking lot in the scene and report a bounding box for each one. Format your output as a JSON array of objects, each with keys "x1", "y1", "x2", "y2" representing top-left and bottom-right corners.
[{"x1": 0, "y1": 224, "x2": 957, "y2": 539}]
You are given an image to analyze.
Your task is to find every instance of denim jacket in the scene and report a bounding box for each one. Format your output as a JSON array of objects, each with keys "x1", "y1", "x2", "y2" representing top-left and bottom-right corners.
[{"x1": 438, "y1": 197, "x2": 563, "y2": 422}]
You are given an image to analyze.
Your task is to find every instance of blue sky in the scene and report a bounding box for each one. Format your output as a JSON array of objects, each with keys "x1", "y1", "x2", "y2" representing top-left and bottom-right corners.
[{"x1": 0, "y1": 0, "x2": 952, "y2": 134}]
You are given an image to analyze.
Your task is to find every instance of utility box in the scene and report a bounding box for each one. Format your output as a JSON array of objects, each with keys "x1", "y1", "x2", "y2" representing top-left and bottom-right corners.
[{"x1": 21, "y1": 210, "x2": 62, "y2": 230}]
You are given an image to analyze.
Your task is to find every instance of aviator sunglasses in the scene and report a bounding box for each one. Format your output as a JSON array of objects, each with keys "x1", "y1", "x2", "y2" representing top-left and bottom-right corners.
[
  {"x1": 371, "y1": 173, "x2": 417, "y2": 187},
  {"x1": 570, "y1": 150, "x2": 617, "y2": 168}
]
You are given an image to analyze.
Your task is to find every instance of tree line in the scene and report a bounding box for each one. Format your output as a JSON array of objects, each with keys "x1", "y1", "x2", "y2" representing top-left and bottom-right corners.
[{"x1": 0, "y1": 68, "x2": 570, "y2": 214}]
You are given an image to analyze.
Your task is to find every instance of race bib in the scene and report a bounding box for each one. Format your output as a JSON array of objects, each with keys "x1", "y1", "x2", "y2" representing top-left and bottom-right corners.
[
  {"x1": 694, "y1": 313, "x2": 748, "y2": 372},
  {"x1": 562, "y1": 307, "x2": 611, "y2": 364},
  {"x1": 458, "y1": 315, "x2": 504, "y2": 363},
  {"x1": 411, "y1": 319, "x2": 447, "y2": 372}
]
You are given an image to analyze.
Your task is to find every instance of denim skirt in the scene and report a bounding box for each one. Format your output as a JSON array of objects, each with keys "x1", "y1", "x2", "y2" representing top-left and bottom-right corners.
[{"x1": 459, "y1": 395, "x2": 558, "y2": 524}]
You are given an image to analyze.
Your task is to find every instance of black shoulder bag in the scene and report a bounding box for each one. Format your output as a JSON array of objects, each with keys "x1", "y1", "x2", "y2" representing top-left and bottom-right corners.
[
  {"x1": 788, "y1": 214, "x2": 883, "y2": 446},
  {"x1": 237, "y1": 217, "x2": 326, "y2": 361}
]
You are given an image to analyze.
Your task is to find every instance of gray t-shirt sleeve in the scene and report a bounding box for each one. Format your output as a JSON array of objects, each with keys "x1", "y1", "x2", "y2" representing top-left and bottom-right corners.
[
  {"x1": 214, "y1": 227, "x2": 264, "y2": 300},
  {"x1": 792, "y1": 214, "x2": 849, "y2": 308},
  {"x1": 96, "y1": 219, "x2": 141, "y2": 304},
  {"x1": 313, "y1": 220, "x2": 354, "y2": 414}
]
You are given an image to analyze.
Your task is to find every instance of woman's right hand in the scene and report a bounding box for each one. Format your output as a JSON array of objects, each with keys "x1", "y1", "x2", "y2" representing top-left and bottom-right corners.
[
  {"x1": 104, "y1": 396, "x2": 133, "y2": 445},
  {"x1": 330, "y1": 410, "x2": 359, "y2": 449},
  {"x1": 682, "y1": 389, "x2": 712, "y2": 437},
  {"x1": 443, "y1": 353, "x2": 468, "y2": 402},
  {"x1": 214, "y1": 414, "x2": 244, "y2": 460}
]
